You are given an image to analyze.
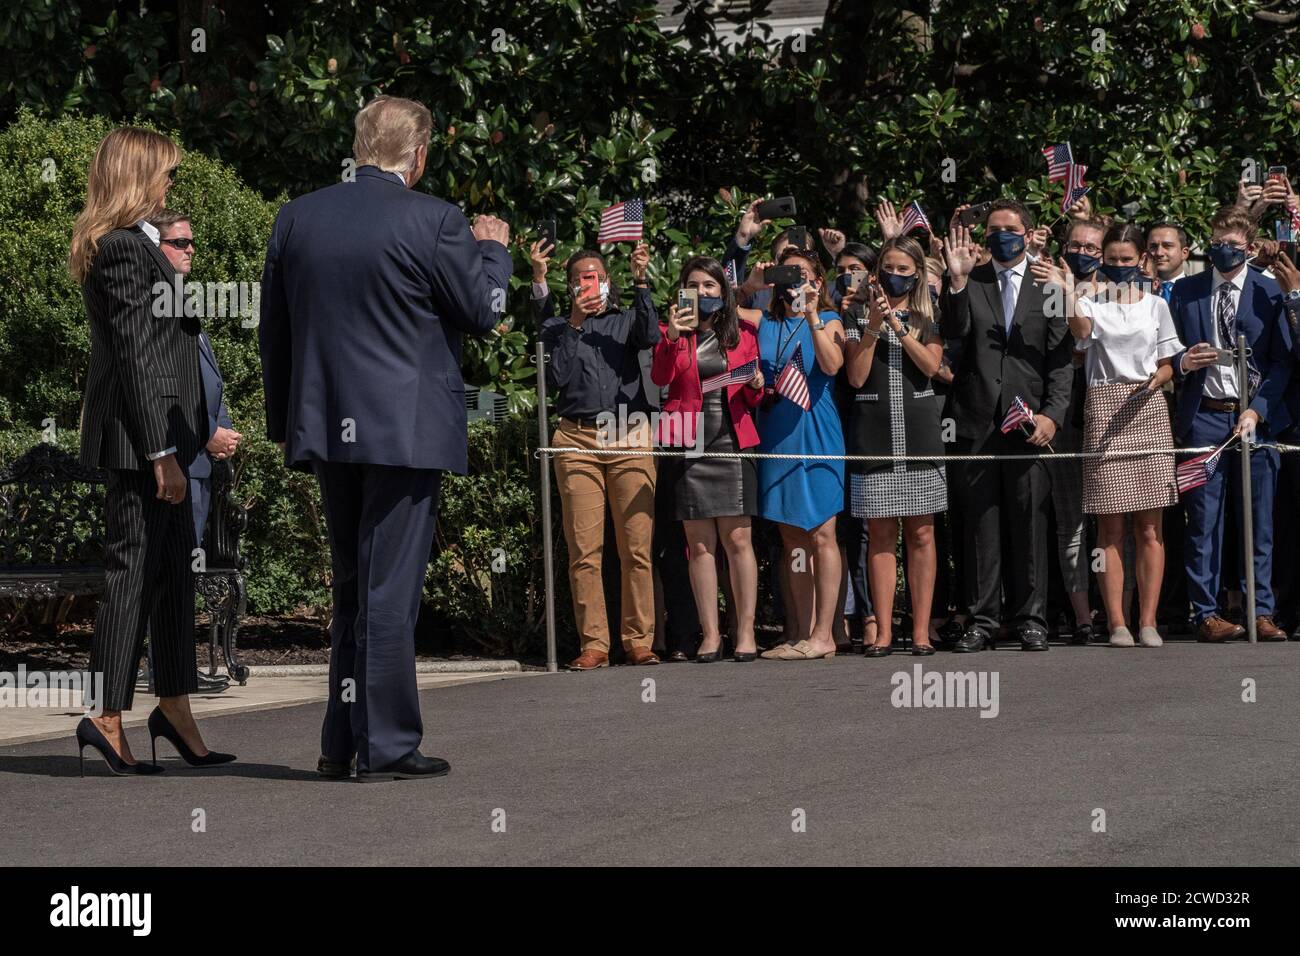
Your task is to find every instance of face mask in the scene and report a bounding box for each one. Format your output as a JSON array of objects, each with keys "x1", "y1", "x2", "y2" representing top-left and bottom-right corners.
[
  {"x1": 697, "y1": 295, "x2": 723, "y2": 317},
  {"x1": 879, "y1": 272, "x2": 918, "y2": 298},
  {"x1": 1063, "y1": 252, "x2": 1101, "y2": 277},
  {"x1": 1208, "y1": 242, "x2": 1248, "y2": 273},
  {"x1": 987, "y1": 230, "x2": 1025, "y2": 262},
  {"x1": 1097, "y1": 263, "x2": 1141, "y2": 285}
]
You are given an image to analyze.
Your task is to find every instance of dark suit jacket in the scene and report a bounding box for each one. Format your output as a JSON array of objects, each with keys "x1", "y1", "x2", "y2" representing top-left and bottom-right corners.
[
  {"x1": 79, "y1": 226, "x2": 207, "y2": 471},
  {"x1": 1168, "y1": 267, "x2": 1294, "y2": 441},
  {"x1": 939, "y1": 260, "x2": 1074, "y2": 444},
  {"x1": 258, "y1": 166, "x2": 512, "y2": 474},
  {"x1": 189, "y1": 331, "x2": 233, "y2": 480}
]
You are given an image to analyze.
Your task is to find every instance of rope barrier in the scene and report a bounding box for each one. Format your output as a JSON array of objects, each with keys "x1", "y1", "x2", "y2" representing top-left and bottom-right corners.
[{"x1": 534, "y1": 443, "x2": 1300, "y2": 462}]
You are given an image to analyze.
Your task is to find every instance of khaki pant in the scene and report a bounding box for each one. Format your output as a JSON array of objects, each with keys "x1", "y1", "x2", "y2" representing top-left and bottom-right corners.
[{"x1": 553, "y1": 418, "x2": 657, "y2": 653}]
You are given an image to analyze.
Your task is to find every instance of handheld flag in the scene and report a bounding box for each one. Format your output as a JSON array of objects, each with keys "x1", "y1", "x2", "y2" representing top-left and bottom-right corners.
[
  {"x1": 1176, "y1": 437, "x2": 1234, "y2": 493},
  {"x1": 597, "y1": 198, "x2": 645, "y2": 243},
  {"x1": 900, "y1": 201, "x2": 932, "y2": 235},
  {"x1": 1061, "y1": 162, "x2": 1090, "y2": 214},
  {"x1": 775, "y1": 344, "x2": 811, "y2": 411},
  {"x1": 701, "y1": 358, "x2": 758, "y2": 394},
  {"x1": 1042, "y1": 143, "x2": 1074, "y2": 182},
  {"x1": 1000, "y1": 395, "x2": 1035, "y2": 434}
]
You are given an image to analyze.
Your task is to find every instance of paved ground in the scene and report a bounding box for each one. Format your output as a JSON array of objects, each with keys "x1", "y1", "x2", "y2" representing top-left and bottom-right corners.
[{"x1": 1, "y1": 642, "x2": 1296, "y2": 866}]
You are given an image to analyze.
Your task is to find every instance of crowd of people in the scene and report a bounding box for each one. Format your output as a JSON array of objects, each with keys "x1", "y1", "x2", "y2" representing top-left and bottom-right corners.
[
  {"x1": 65, "y1": 94, "x2": 1297, "y2": 779},
  {"x1": 539, "y1": 182, "x2": 1300, "y2": 667}
]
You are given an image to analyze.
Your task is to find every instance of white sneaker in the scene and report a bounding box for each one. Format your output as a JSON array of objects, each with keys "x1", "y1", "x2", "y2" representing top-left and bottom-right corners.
[
  {"x1": 1108, "y1": 627, "x2": 1135, "y2": 647},
  {"x1": 1138, "y1": 626, "x2": 1163, "y2": 647}
]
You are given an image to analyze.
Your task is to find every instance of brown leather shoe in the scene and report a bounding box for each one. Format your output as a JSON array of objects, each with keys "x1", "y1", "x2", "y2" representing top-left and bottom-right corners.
[
  {"x1": 1198, "y1": 615, "x2": 1246, "y2": 643},
  {"x1": 1256, "y1": 616, "x2": 1287, "y2": 641},
  {"x1": 625, "y1": 647, "x2": 660, "y2": 665},
  {"x1": 567, "y1": 650, "x2": 609, "y2": 670}
]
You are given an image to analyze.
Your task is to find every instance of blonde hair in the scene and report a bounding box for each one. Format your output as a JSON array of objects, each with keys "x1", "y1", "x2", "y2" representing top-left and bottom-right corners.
[
  {"x1": 352, "y1": 95, "x2": 432, "y2": 174},
  {"x1": 878, "y1": 236, "x2": 934, "y2": 339},
  {"x1": 68, "y1": 127, "x2": 181, "y2": 284}
]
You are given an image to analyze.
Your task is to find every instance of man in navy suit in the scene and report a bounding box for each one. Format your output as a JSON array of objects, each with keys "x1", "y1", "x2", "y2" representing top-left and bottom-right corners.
[
  {"x1": 150, "y1": 209, "x2": 242, "y2": 544},
  {"x1": 259, "y1": 96, "x2": 512, "y2": 781},
  {"x1": 1169, "y1": 205, "x2": 1294, "y2": 642}
]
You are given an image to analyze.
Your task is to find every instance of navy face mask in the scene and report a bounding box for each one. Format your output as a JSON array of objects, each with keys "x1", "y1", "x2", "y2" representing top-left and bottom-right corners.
[
  {"x1": 879, "y1": 271, "x2": 918, "y2": 298},
  {"x1": 1098, "y1": 263, "x2": 1141, "y2": 285},
  {"x1": 1208, "y1": 242, "x2": 1248, "y2": 273},
  {"x1": 987, "y1": 230, "x2": 1026, "y2": 262},
  {"x1": 697, "y1": 295, "x2": 724, "y2": 317},
  {"x1": 1063, "y1": 252, "x2": 1101, "y2": 278}
]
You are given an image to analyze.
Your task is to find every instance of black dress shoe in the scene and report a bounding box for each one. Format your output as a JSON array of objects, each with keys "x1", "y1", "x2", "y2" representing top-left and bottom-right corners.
[
  {"x1": 665, "y1": 650, "x2": 690, "y2": 663},
  {"x1": 911, "y1": 642, "x2": 936, "y2": 656},
  {"x1": 356, "y1": 750, "x2": 450, "y2": 782},
  {"x1": 864, "y1": 644, "x2": 893, "y2": 657},
  {"x1": 1068, "y1": 623, "x2": 1093, "y2": 645},
  {"x1": 953, "y1": 627, "x2": 990, "y2": 653},
  {"x1": 1018, "y1": 628, "x2": 1050, "y2": 651},
  {"x1": 317, "y1": 755, "x2": 352, "y2": 779},
  {"x1": 935, "y1": 618, "x2": 965, "y2": 648}
]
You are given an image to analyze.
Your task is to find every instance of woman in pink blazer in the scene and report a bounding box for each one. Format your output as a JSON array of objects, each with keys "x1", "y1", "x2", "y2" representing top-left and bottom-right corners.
[{"x1": 652, "y1": 256, "x2": 764, "y2": 661}]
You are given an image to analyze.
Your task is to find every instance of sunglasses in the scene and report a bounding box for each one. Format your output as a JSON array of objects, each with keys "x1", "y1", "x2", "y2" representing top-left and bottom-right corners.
[{"x1": 160, "y1": 237, "x2": 195, "y2": 251}]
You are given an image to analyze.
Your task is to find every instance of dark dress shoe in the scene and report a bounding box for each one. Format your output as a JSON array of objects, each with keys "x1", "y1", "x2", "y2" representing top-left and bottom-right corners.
[
  {"x1": 317, "y1": 755, "x2": 352, "y2": 779},
  {"x1": 665, "y1": 651, "x2": 690, "y2": 663},
  {"x1": 953, "y1": 627, "x2": 990, "y2": 653},
  {"x1": 911, "y1": 642, "x2": 936, "y2": 656},
  {"x1": 357, "y1": 751, "x2": 450, "y2": 782},
  {"x1": 935, "y1": 618, "x2": 965, "y2": 648},
  {"x1": 1018, "y1": 629, "x2": 1050, "y2": 651},
  {"x1": 1069, "y1": 623, "x2": 1094, "y2": 645},
  {"x1": 732, "y1": 650, "x2": 757, "y2": 662},
  {"x1": 864, "y1": 644, "x2": 893, "y2": 657}
]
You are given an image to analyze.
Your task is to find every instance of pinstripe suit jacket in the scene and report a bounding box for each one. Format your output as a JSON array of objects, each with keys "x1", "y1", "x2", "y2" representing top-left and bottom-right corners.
[{"x1": 78, "y1": 226, "x2": 207, "y2": 472}]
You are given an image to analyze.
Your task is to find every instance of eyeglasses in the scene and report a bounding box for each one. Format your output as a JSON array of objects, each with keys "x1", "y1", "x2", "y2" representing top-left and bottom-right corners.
[
  {"x1": 1065, "y1": 241, "x2": 1102, "y2": 255},
  {"x1": 166, "y1": 167, "x2": 178, "y2": 184},
  {"x1": 160, "y1": 237, "x2": 195, "y2": 251}
]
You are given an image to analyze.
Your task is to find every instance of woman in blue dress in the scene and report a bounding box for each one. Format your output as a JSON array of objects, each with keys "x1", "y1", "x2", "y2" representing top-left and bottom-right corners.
[{"x1": 755, "y1": 247, "x2": 848, "y2": 661}]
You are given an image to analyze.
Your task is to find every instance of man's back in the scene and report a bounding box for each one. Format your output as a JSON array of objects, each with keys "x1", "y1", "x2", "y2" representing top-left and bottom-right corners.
[{"x1": 259, "y1": 165, "x2": 512, "y2": 473}]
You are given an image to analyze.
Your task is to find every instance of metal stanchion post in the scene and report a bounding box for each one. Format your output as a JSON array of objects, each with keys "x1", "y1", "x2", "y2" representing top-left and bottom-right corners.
[
  {"x1": 1238, "y1": 334, "x2": 1257, "y2": 644},
  {"x1": 535, "y1": 340, "x2": 559, "y2": 671}
]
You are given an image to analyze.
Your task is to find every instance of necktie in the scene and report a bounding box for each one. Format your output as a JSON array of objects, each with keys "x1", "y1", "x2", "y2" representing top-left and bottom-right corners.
[
  {"x1": 1216, "y1": 282, "x2": 1260, "y2": 399},
  {"x1": 1000, "y1": 268, "x2": 1016, "y2": 333},
  {"x1": 1160, "y1": 280, "x2": 1173, "y2": 302}
]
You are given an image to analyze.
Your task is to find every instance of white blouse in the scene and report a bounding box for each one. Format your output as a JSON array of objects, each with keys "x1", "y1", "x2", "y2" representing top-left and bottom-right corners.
[{"x1": 1075, "y1": 292, "x2": 1183, "y2": 385}]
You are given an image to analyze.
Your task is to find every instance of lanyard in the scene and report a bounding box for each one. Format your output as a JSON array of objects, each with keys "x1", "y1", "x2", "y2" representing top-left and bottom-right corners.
[{"x1": 772, "y1": 312, "x2": 807, "y2": 371}]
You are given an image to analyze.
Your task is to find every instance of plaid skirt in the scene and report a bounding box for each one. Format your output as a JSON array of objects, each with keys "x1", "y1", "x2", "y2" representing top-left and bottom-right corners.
[{"x1": 1082, "y1": 381, "x2": 1178, "y2": 514}]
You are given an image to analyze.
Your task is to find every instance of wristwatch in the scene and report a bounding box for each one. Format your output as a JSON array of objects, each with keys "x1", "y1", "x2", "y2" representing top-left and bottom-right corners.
[
  {"x1": 1284, "y1": 289, "x2": 1300, "y2": 302},
  {"x1": 809, "y1": 316, "x2": 825, "y2": 331}
]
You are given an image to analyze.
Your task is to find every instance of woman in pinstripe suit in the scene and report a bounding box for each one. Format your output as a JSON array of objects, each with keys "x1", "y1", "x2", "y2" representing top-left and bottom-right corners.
[{"x1": 69, "y1": 128, "x2": 234, "y2": 774}]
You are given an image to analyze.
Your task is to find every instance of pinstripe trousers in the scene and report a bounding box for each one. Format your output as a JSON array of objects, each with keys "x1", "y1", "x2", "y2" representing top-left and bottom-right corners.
[{"x1": 88, "y1": 468, "x2": 199, "y2": 711}]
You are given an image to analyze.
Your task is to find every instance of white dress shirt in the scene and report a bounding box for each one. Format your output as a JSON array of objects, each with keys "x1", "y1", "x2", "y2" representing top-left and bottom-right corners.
[
  {"x1": 1075, "y1": 291, "x2": 1182, "y2": 384},
  {"x1": 994, "y1": 256, "x2": 1027, "y2": 333},
  {"x1": 1203, "y1": 267, "x2": 1246, "y2": 400}
]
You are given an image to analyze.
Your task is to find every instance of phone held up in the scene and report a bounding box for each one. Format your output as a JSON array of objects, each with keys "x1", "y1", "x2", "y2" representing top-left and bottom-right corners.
[
  {"x1": 958, "y1": 201, "x2": 994, "y2": 229},
  {"x1": 536, "y1": 219, "x2": 556, "y2": 254},
  {"x1": 577, "y1": 270, "x2": 601, "y2": 305},
  {"x1": 677, "y1": 288, "x2": 699, "y2": 330},
  {"x1": 755, "y1": 196, "x2": 797, "y2": 221}
]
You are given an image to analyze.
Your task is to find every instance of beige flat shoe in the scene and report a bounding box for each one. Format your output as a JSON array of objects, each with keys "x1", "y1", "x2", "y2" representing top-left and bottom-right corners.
[{"x1": 769, "y1": 639, "x2": 836, "y2": 661}]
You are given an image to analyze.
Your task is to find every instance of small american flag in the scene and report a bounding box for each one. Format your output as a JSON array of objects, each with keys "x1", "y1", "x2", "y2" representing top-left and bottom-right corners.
[
  {"x1": 775, "y1": 344, "x2": 811, "y2": 411},
  {"x1": 597, "y1": 198, "x2": 644, "y2": 243},
  {"x1": 1176, "y1": 442, "x2": 1229, "y2": 493},
  {"x1": 701, "y1": 358, "x2": 757, "y2": 394},
  {"x1": 1042, "y1": 143, "x2": 1073, "y2": 182},
  {"x1": 900, "y1": 201, "x2": 931, "y2": 235},
  {"x1": 1000, "y1": 395, "x2": 1035, "y2": 434},
  {"x1": 723, "y1": 258, "x2": 739, "y2": 285},
  {"x1": 1061, "y1": 162, "x2": 1090, "y2": 214}
]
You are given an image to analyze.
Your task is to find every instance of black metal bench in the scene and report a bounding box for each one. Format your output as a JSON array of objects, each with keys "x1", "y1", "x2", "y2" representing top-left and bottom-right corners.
[{"x1": 0, "y1": 442, "x2": 250, "y2": 685}]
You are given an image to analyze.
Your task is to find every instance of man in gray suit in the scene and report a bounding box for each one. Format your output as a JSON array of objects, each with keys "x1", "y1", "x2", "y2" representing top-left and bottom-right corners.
[{"x1": 149, "y1": 209, "x2": 242, "y2": 545}]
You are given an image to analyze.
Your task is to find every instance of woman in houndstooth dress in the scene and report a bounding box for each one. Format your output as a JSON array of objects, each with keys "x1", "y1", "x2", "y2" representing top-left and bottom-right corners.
[
  {"x1": 842, "y1": 237, "x2": 947, "y2": 656},
  {"x1": 1058, "y1": 222, "x2": 1182, "y2": 649}
]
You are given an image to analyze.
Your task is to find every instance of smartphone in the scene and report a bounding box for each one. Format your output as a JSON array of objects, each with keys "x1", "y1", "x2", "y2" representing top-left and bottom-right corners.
[
  {"x1": 845, "y1": 270, "x2": 866, "y2": 292},
  {"x1": 577, "y1": 270, "x2": 601, "y2": 303},
  {"x1": 677, "y1": 288, "x2": 699, "y2": 329},
  {"x1": 958, "y1": 201, "x2": 994, "y2": 229},
  {"x1": 765, "y1": 264, "x2": 802, "y2": 286},
  {"x1": 756, "y1": 196, "x2": 797, "y2": 221},
  {"x1": 786, "y1": 225, "x2": 811, "y2": 251},
  {"x1": 1214, "y1": 347, "x2": 1235, "y2": 367},
  {"x1": 536, "y1": 219, "x2": 556, "y2": 253},
  {"x1": 1268, "y1": 165, "x2": 1288, "y2": 185}
]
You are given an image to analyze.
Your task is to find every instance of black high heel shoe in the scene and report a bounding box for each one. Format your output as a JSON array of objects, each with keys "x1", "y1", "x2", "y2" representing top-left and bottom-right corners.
[
  {"x1": 147, "y1": 707, "x2": 236, "y2": 767},
  {"x1": 76, "y1": 718, "x2": 163, "y2": 777}
]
